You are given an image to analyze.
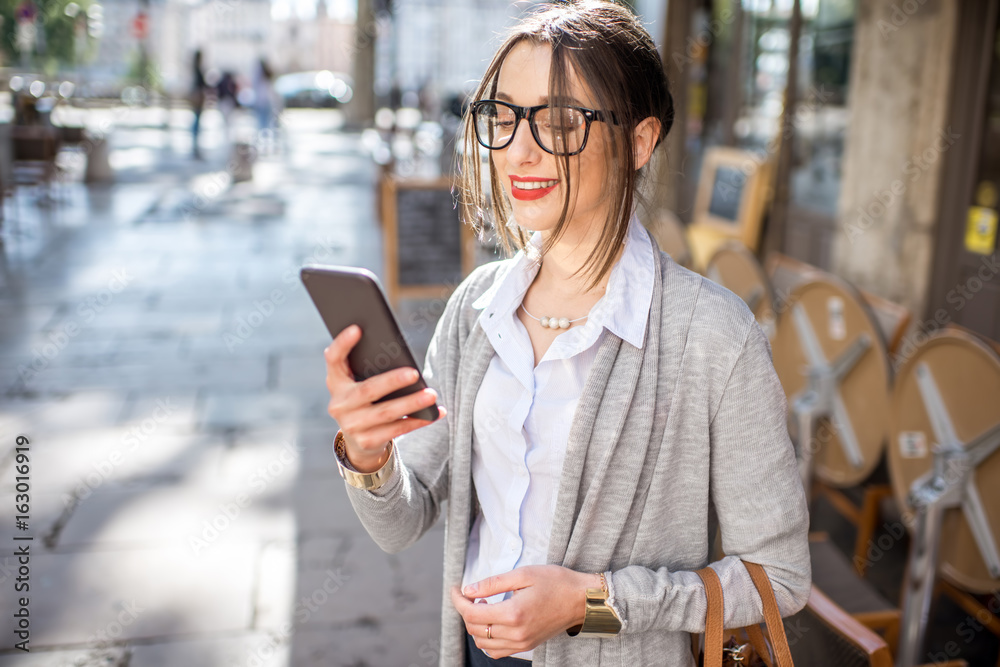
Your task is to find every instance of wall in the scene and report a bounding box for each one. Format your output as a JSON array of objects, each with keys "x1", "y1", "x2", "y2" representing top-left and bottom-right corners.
[{"x1": 833, "y1": 0, "x2": 956, "y2": 317}]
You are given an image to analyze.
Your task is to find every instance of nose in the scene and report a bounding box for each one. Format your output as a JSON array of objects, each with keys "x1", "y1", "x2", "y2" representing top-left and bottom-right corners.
[{"x1": 504, "y1": 117, "x2": 542, "y2": 165}]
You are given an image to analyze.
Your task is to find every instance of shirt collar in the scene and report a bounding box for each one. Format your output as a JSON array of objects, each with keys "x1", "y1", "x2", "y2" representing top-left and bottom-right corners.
[{"x1": 472, "y1": 214, "x2": 656, "y2": 349}]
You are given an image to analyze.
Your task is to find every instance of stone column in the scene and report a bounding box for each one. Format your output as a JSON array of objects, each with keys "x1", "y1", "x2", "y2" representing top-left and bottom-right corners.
[
  {"x1": 346, "y1": 0, "x2": 377, "y2": 129},
  {"x1": 833, "y1": 0, "x2": 957, "y2": 317}
]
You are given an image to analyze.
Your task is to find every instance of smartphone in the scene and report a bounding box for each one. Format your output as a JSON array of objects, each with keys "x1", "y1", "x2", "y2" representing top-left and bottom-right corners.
[{"x1": 301, "y1": 265, "x2": 440, "y2": 421}]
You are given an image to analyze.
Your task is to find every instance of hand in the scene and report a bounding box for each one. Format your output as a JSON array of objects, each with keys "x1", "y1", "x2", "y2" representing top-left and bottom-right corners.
[
  {"x1": 449, "y1": 565, "x2": 598, "y2": 659},
  {"x1": 324, "y1": 324, "x2": 446, "y2": 472}
]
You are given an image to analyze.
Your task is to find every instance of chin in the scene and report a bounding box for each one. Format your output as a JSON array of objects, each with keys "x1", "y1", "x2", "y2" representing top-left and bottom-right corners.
[
  {"x1": 510, "y1": 213, "x2": 560, "y2": 236},
  {"x1": 507, "y1": 194, "x2": 569, "y2": 234}
]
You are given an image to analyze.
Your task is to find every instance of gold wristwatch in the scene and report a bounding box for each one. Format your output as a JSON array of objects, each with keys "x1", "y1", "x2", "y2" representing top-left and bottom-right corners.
[
  {"x1": 334, "y1": 430, "x2": 396, "y2": 491},
  {"x1": 567, "y1": 572, "x2": 623, "y2": 637}
]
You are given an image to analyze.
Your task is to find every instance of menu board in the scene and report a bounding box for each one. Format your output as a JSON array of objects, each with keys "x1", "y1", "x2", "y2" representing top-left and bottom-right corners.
[{"x1": 381, "y1": 176, "x2": 475, "y2": 304}]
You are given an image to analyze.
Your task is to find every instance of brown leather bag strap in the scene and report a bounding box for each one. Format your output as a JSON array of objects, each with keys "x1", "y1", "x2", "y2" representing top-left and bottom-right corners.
[
  {"x1": 695, "y1": 567, "x2": 724, "y2": 667},
  {"x1": 745, "y1": 623, "x2": 774, "y2": 667},
  {"x1": 744, "y1": 561, "x2": 795, "y2": 667}
]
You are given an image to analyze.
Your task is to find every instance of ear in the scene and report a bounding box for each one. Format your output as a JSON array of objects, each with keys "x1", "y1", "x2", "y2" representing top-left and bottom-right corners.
[{"x1": 633, "y1": 117, "x2": 661, "y2": 170}]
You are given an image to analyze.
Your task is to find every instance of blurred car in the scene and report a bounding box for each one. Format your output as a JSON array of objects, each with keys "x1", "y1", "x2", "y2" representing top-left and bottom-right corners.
[{"x1": 274, "y1": 70, "x2": 353, "y2": 108}]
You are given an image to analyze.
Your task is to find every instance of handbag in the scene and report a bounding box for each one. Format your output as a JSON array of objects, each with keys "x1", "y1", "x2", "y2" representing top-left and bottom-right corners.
[{"x1": 691, "y1": 561, "x2": 795, "y2": 667}]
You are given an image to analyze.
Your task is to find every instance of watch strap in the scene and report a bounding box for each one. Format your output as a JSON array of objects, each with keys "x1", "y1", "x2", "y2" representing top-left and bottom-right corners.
[
  {"x1": 567, "y1": 572, "x2": 623, "y2": 637},
  {"x1": 334, "y1": 430, "x2": 396, "y2": 491}
]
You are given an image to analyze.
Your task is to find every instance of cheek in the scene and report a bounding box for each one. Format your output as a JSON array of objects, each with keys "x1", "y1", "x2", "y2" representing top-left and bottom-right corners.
[
  {"x1": 576, "y1": 155, "x2": 607, "y2": 204},
  {"x1": 491, "y1": 154, "x2": 509, "y2": 194}
]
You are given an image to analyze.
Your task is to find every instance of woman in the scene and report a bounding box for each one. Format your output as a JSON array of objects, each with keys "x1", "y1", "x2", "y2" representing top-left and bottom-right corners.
[
  {"x1": 324, "y1": 2, "x2": 810, "y2": 665},
  {"x1": 252, "y1": 58, "x2": 280, "y2": 152}
]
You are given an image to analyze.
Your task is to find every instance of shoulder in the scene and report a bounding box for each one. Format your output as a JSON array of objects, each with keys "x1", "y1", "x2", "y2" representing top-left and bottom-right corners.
[{"x1": 655, "y1": 250, "x2": 765, "y2": 365}]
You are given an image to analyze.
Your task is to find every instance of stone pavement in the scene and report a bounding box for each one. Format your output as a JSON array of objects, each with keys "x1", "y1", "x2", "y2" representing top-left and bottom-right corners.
[{"x1": 0, "y1": 110, "x2": 445, "y2": 667}]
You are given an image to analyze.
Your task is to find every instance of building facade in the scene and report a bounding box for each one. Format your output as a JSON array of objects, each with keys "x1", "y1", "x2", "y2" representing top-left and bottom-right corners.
[{"x1": 663, "y1": 0, "x2": 1000, "y2": 344}]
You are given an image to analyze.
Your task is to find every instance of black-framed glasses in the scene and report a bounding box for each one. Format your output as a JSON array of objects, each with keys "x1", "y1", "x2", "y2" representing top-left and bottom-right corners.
[{"x1": 471, "y1": 99, "x2": 616, "y2": 156}]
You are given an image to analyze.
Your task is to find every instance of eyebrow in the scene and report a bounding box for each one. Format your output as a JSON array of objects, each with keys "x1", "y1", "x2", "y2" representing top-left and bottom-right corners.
[{"x1": 494, "y1": 91, "x2": 588, "y2": 107}]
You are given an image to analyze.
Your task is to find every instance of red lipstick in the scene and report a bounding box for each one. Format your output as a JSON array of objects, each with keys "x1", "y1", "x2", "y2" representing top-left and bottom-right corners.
[{"x1": 509, "y1": 175, "x2": 559, "y2": 201}]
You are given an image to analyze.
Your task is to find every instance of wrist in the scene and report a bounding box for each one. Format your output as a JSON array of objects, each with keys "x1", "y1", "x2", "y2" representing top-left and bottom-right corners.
[
  {"x1": 334, "y1": 431, "x2": 396, "y2": 491},
  {"x1": 572, "y1": 572, "x2": 602, "y2": 628},
  {"x1": 345, "y1": 442, "x2": 391, "y2": 473}
]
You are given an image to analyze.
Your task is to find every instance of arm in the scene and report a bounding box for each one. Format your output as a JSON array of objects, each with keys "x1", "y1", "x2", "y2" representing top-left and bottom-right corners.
[
  {"x1": 608, "y1": 323, "x2": 811, "y2": 634},
  {"x1": 339, "y1": 285, "x2": 465, "y2": 554}
]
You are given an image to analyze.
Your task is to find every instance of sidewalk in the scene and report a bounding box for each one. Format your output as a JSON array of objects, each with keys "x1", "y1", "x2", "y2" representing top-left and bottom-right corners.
[{"x1": 0, "y1": 111, "x2": 445, "y2": 666}]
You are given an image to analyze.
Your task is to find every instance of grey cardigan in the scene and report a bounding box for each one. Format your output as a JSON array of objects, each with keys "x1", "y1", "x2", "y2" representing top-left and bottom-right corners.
[{"x1": 343, "y1": 236, "x2": 811, "y2": 666}]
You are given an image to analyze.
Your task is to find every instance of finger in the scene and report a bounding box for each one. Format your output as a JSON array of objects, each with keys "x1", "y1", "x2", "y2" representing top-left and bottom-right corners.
[
  {"x1": 353, "y1": 410, "x2": 444, "y2": 449},
  {"x1": 464, "y1": 569, "x2": 527, "y2": 600},
  {"x1": 470, "y1": 631, "x2": 520, "y2": 660},
  {"x1": 324, "y1": 325, "x2": 361, "y2": 377},
  {"x1": 344, "y1": 387, "x2": 439, "y2": 432},
  {"x1": 351, "y1": 367, "x2": 424, "y2": 408},
  {"x1": 450, "y1": 586, "x2": 485, "y2": 619},
  {"x1": 450, "y1": 592, "x2": 507, "y2": 626}
]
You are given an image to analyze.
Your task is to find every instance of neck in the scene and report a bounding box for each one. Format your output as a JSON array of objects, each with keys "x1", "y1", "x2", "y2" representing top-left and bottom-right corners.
[{"x1": 534, "y1": 210, "x2": 627, "y2": 297}]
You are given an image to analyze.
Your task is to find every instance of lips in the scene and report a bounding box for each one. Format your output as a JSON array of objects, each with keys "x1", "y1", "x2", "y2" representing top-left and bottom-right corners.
[{"x1": 510, "y1": 176, "x2": 559, "y2": 201}]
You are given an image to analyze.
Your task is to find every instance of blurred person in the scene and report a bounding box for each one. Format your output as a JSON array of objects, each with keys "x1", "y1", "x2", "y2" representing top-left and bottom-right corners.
[
  {"x1": 323, "y1": 2, "x2": 810, "y2": 666},
  {"x1": 216, "y1": 70, "x2": 239, "y2": 139},
  {"x1": 252, "y1": 58, "x2": 280, "y2": 153},
  {"x1": 189, "y1": 50, "x2": 208, "y2": 159}
]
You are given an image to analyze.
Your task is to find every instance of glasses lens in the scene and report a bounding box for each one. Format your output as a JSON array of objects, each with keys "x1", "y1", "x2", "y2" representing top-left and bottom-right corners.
[
  {"x1": 535, "y1": 107, "x2": 587, "y2": 155},
  {"x1": 475, "y1": 102, "x2": 517, "y2": 149}
]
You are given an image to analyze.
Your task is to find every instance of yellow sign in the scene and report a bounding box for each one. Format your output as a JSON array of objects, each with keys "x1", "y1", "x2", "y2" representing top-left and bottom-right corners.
[{"x1": 965, "y1": 206, "x2": 998, "y2": 255}]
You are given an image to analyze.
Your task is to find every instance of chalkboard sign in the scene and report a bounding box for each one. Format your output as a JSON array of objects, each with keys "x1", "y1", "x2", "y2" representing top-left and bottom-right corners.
[
  {"x1": 381, "y1": 175, "x2": 475, "y2": 305},
  {"x1": 707, "y1": 165, "x2": 746, "y2": 225},
  {"x1": 691, "y1": 147, "x2": 771, "y2": 256}
]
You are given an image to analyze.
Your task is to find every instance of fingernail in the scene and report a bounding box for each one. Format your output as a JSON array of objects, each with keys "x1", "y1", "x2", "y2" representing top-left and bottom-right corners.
[
  {"x1": 463, "y1": 584, "x2": 477, "y2": 596},
  {"x1": 407, "y1": 368, "x2": 419, "y2": 381}
]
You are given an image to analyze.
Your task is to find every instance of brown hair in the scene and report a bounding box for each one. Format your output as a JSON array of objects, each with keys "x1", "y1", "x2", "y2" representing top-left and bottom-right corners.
[{"x1": 458, "y1": 0, "x2": 674, "y2": 290}]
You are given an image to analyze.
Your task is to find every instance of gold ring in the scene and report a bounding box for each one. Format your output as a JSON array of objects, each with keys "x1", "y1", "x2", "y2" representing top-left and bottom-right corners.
[{"x1": 486, "y1": 623, "x2": 492, "y2": 640}]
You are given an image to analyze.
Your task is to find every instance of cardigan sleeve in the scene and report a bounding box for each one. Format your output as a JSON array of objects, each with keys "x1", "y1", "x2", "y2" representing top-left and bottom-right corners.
[
  {"x1": 338, "y1": 280, "x2": 468, "y2": 555},
  {"x1": 607, "y1": 323, "x2": 811, "y2": 634}
]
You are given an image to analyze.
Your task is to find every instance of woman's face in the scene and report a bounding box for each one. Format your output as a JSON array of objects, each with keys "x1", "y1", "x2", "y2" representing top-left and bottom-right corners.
[{"x1": 491, "y1": 41, "x2": 611, "y2": 237}]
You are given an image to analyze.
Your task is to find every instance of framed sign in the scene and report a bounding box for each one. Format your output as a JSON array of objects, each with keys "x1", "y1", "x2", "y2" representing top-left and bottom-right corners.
[
  {"x1": 687, "y1": 147, "x2": 772, "y2": 269},
  {"x1": 380, "y1": 175, "x2": 476, "y2": 306}
]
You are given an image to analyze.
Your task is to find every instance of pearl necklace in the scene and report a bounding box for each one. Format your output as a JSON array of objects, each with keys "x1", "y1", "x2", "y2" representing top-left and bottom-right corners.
[{"x1": 520, "y1": 303, "x2": 588, "y2": 330}]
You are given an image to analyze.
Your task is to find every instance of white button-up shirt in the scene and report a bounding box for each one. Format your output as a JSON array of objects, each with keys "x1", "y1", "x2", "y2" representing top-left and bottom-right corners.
[{"x1": 462, "y1": 214, "x2": 655, "y2": 660}]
